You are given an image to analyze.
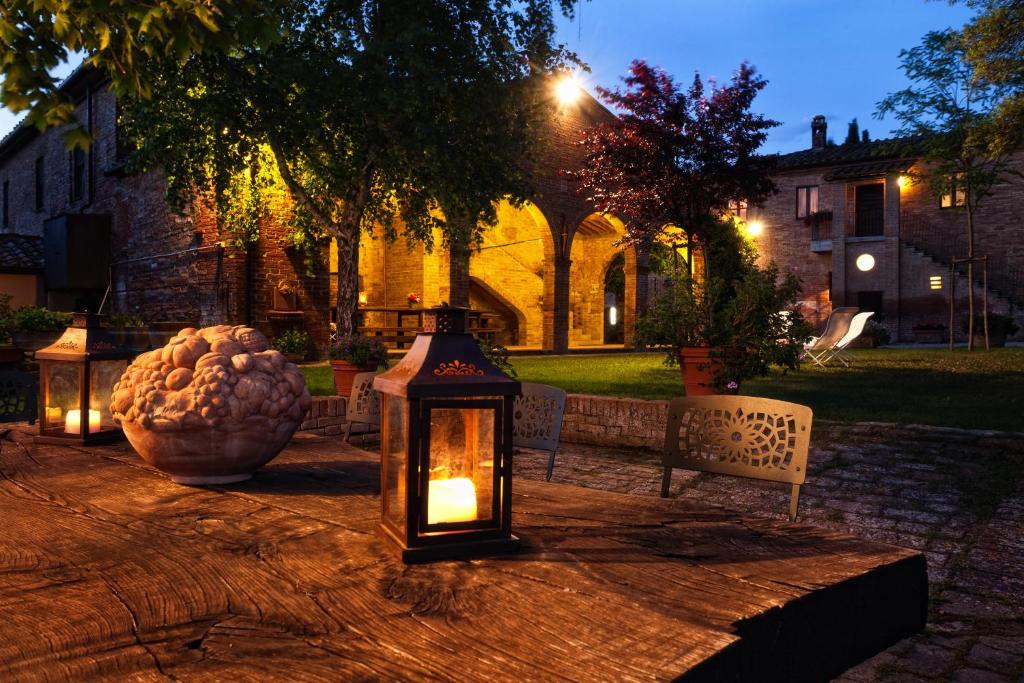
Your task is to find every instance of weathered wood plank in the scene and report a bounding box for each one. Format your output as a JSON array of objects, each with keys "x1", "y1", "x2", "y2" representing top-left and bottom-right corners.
[{"x1": 0, "y1": 427, "x2": 926, "y2": 681}]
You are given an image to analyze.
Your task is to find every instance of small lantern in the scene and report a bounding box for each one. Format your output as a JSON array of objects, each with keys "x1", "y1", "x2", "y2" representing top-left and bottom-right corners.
[
  {"x1": 373, "y1": 306, "x2": 520, "y2": 563},
  {"x1": 36, "y1": 313, "x2": 131, "y2": 446}
]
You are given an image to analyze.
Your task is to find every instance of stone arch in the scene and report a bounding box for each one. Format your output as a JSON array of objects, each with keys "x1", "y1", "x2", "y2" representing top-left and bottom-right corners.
[
  {"x1": 468, "y1": 199, "x2": 555, "y2": 348},
  {"x1": 469, "y1": 276, "x2": 528, "y2": 346},
  {"x1": 567, "y1": 212, "x2": 639, "y2": 347}
]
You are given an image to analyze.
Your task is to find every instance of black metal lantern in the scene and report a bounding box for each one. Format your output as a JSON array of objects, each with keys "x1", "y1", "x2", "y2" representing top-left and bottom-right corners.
[
  {"x1": 373, "y1": 306, "x2": 520, "y2": 563},
  {"x1": 35, "y1": 313, "x2": 131, "y2": 446}
]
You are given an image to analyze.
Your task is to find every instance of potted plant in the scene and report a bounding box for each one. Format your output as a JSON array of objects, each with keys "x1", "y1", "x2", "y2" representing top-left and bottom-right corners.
[
  {"x1": 407, "y1": 292, "x2": 420, "y2": 308},
  {"x1": 962, "y1": 313, "x2": 1020, "y2": 348},
  {"x1": 106, "y1": 313, "x2": 149, "y2": 355},
  {"x1": 272, "y1": 329, "x2": 310, "y2": 363},
  {"x1": 329, "y1": 334, "x2": 389, "y2": 396},
  {"x1": 637, "y1": 238, "x2": 812, "y2": 395},
  {"x1": 911, "y1": 322, "x2": 946, "y2": 344},
  {"x1": 7, "y1": 306, "x2": 73, "y2": 353}
]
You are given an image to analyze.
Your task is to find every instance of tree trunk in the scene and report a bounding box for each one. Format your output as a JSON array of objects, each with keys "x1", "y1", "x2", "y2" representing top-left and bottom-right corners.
[{"x1": 334, "y1": 227, "x2": 359, "y2": 338}]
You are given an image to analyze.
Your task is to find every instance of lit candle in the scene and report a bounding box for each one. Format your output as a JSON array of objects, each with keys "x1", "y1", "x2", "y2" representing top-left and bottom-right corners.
[
  {"x1": 427, "y1": 477, "x2": 478, "y2": 524},
  {"x1": 65, "y1": 409, "x2": 101, "y2": 435}
]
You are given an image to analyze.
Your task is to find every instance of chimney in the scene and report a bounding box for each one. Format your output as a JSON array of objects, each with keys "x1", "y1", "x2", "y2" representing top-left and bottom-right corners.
[{"x1": 811, "y1": 115, "x2": 827, "y2": 149}]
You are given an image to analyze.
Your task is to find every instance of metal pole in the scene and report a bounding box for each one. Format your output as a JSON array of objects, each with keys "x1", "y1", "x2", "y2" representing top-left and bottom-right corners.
[
  {"x1": 948, "y1": 260, "x2": 955, "y2": 351},
  {"x1": 983, "y1": 256, "x2": 990, "y2": 351}
]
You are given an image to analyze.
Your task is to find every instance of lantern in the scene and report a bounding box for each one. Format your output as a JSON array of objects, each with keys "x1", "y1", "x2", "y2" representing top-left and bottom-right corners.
[
  {"x1": 373, "y1": 306, "x2": 520, "y2": 563},
  {"x1": 35, "y1": 313, "x2": 132, "y2": 446}
]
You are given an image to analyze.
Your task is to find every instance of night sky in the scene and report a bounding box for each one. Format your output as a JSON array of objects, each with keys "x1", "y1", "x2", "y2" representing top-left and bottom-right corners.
[
  {"x1": 554, "y1": 0, "x2": 975, "y2": 153},
  {"x1": 0, "y1": 1, "x2": 976, "y2": 154}
]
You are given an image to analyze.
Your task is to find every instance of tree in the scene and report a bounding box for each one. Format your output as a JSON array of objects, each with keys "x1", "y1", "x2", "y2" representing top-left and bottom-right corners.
[
  {"x1": 845, "y1": 118, "x2": 860, "y2": 145},
  {"x1": 877, "y1": 28, "x2": 1022, "y2": 348},
  {"x1": 960, "y1": 0, "x2": 1024, "y2": 146},
  {"x1": 0, "y1": 0, "x2": 276, "y2": 145},
  {"x1": 121, "y1": 0, "x2": 578, "y2": 337},
  {"x1": 564, "y1": 60, "x2": 778, "y2": 279}
]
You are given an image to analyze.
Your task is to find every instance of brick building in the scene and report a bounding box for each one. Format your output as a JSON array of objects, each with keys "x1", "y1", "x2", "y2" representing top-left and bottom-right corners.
[
  {"x1": 0, "y1": 68, "x2": 649, "y2": 354},
  {"x1": 749, "y1": 115, "x2": 1024, "y2": 341}
]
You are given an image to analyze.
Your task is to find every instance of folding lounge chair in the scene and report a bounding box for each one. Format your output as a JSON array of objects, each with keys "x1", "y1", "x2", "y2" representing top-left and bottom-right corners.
[
  {"x1": 803, "y1": 307, "x2": 858, "y2": 367},
  {"x1": 822, "y1": 311, "x2": 874, "y2": 367}
]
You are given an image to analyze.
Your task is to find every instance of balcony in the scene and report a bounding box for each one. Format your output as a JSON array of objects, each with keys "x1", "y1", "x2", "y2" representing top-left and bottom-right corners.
[{"x1": 808, "y1": 212, "x2": 833, "y2": 252}]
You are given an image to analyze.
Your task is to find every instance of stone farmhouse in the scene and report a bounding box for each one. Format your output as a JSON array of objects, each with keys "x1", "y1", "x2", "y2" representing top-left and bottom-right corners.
[{"x1": 1, "y1": 69, "x2": 1021, "y2": 352}]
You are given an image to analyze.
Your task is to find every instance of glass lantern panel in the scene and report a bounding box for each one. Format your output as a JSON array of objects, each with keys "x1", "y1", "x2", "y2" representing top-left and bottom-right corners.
[
  {"x1": 383, "y1": 396, "x2": 408, "y2": 529},
  {"x1": 426, "y1": 407, "x2": 495, "y2": 525},
  {"x1": 43, "y1": 362, "x2": 81, "y2": 434},
  {"x1": 90, "y1": 359, "x2": 128, "y2": 432}
]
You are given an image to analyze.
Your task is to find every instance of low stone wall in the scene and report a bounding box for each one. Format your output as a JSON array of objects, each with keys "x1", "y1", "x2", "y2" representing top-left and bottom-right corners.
[
  {"x1": 560, "y1": 394, "x2": 667, "y2": 450},
  {"x1": 300, "y1": 393, "x2": 668, "y2": 450},
  {"x1": 299, "y1": 396, "x2": 348, "y2": 436}
]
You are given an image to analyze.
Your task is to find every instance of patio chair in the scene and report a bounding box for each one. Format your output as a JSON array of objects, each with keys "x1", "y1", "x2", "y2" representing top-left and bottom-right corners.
[
  {"x1": 0, "y1": 370, "x2": 37, "y2": 425},
  {"x1": 340, "y1": 371, "x2": 381, "y2": 443},
  {"x1": 513, "y1": 382, "x2": 567, "y2": 481},
  {"x1": 822, "y1": 311, "x2": 874, "y2": 367},
  {"x1": 661, "y1": 395, "x2": 813, "y2": 521},
  {"x1": 803, "y1": 307, "x2": 858, "y2": 367}
]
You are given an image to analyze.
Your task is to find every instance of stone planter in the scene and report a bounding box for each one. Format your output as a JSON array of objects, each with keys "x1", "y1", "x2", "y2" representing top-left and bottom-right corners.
[
  {"x1": 283, "y1": 352, "x2": 305, "y2": 365},
  {"x1": 148, "y1": 321, "x2": 194, "y2": 350},
  {"x1": 109, "y1": 327, "x2": 152, "y2": 356},
  {"x1": 10, "y1": 330, "x2": 62, "y2": 353},
  {"x1": 111, "y1": 324, "x2": 312, "y2": 485},
  {"x1": 678, "y1": 347, "x2": 726, "y2": 396},
  {"x1": 0, "y1": 345, "x2": 23, "y2": 366},
  {"x1": 330, "y1": 359, "x2": 376, "y2": 396}
]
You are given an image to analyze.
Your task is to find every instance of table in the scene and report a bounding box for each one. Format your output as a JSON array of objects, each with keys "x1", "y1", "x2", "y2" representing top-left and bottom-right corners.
[{"x1": 0, "y1": 427, "x2": 926, "y2": 681}]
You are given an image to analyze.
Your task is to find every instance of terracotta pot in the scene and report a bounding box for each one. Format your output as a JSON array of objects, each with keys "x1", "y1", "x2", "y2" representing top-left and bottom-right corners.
[
  {"x1": 678, "y1": 347, "x2": 725, "y2": 396},
  {"x1": 330, "y1": 359, "x2": 376, "y2": 396},
  {"x1": 283, "y1": 352, "x2": 305, "y2": 364},
  {"x1": 10, "y1": 330, "x2": 62, "y2": 353},
  {"x1": 123, "y1": 419, "x2": 299, "y2": 485}
]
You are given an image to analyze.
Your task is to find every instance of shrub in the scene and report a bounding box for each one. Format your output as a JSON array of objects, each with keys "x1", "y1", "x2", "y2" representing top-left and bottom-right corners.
[
  {"x1": 8, "y1": 306, "x2": 72, "y2": 333},
  {"x1": 961, "y1": 313, "x2": 1020, "y2": 338},
  {"x1": 107, "y1": 313, "x2": 146, "y2": 328},
  {"x1": 329, "y1": 334, "x2": 389, "y2": 368},
  {"x1": 478, "y1": 338, "x2": 517, "y2": 379},
  {"x1": 272, "y1": 329, "x2": 310, "y2": 355},
  {"x1": 863, "y1": 319, "x2": 891, "y2": 346}
]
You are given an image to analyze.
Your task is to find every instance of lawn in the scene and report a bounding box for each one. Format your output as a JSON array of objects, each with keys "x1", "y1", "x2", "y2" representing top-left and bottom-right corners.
[{"x1": 302, "y1": 348, "x2": 1024, "y2": 431}]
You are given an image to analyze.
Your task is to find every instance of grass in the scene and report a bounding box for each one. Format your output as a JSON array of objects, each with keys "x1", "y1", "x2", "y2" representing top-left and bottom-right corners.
[{"x1": 300, "y1": 348, "x2": 1024, "y2": 432}]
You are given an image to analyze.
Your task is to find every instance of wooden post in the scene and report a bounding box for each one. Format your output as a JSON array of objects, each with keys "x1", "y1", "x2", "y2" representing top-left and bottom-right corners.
[
  {"x1": 982, "y1": 256, "x2": 989, "y2": 351},
  {"x1": 948, "y1": 261, "x2": 956, "y2": 351}
]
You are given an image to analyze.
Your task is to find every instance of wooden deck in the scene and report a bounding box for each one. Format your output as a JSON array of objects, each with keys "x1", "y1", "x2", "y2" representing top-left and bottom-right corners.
[{"x1": 0, "y1": 426, "x2": 927, "y2": 681}]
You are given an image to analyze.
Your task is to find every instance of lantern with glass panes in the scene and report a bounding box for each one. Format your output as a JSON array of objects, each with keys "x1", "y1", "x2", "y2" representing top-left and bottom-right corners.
[
  {"x1": 35, "y1": 313, "x2": 131, "y2": 445},
  {"x1": 373, "y1": 306, "x2": 520, "y2": 563}
]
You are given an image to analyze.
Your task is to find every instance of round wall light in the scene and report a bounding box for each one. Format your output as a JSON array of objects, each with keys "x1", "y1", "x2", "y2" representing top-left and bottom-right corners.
[
  {"x1": 856, "y1": 253, "x2": 876, "y2": 272},
  {"x1": 746, "y1": 220, "x2": 764, "y2": 237}
]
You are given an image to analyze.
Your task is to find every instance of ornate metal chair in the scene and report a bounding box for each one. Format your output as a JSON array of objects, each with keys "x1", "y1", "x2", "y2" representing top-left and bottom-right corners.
[
  {"x1": 0, "y1": 370, "x2": 37, "y2": 424},
  {"x1": 661, "y1": 396, "x2": 813, "y2": 521},
  {"x1": 341, "y1": 371, "x2": 381, "y2": 443},
  {"x1": 513, "y1": 382, "x2": 567, "y2": 481}
]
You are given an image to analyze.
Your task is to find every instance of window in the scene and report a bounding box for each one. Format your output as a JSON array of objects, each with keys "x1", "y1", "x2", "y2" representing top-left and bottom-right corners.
[
  {"x1": 940, "y1": 175, "x2": 966, "y2": 208},
  {"x1": 796, "y1": 186, "x2": 818, "y2": 218},
  {"x1": 857, "y1": 291, "x2": 884, "y2": 318},
  {"x1": 34, "y1": 156, "x2": 44, "y2": 212},
  {"x1": 2, "y1": 180, "x2": 8, "y2": 228},
  {"x1": 71, "y1": 146, "x2": 86, "y2": 201},
  {"x1": 729, "y1": 199, "x2": 748, "y2": 222}
]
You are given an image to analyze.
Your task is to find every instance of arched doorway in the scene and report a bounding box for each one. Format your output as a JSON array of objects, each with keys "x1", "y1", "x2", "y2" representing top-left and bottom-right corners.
[
  {"x1": 468, "y1": 200, "x2": 554, "y2": 348},
  {"x1": 568, "y1": 212, "x2": 633, "y2": 347}
]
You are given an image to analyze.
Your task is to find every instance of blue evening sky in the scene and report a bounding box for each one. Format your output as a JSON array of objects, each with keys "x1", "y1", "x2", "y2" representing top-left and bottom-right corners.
[
  {"x1": 0, "y1": 1, "x2": 976, "y2": 152},
  {"x1": 554, "y1": 0, "x2": 975, "y2": 153}
]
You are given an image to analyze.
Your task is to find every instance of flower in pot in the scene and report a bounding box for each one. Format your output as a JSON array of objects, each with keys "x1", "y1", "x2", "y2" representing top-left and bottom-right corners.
[
  {"x1": 272, "y1": 329, "x2": 310, "y2": 364},
  {"x1": 7, "y1": 306, "x2": 73, "y2": 353},
  {"x1": 407, "y1": 292, "x2": 420, "y2": 308},
  {"x1": 961, "y1": 313, "x2": 1020, "y2": 348},
  {"x1": 637, "y1": 241, "x2": 812, "y2": 395},
  {"x1": 328, "y1": 334, "x2": 389, "y2": 396}
]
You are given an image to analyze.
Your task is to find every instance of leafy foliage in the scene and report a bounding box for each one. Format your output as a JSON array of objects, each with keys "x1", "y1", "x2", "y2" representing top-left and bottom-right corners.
[
  {"x1": 960, "y1": 0, "x2": 1024, "y2": 144},
  {"x1": 6, "y1": 306, "x2": 72, "y2": 333},
  {"x1": 329, "y1": 334, "x2": 389, "y2": 369},
  {"x1": 565, "y1": 60, "x2": 778, "y2": 252},
  {"x1": 106, "y1": 313, "x2": 146, "y2": 328},
  {"x1": 478, "y1": 338, "x2": 517, "y2": 379},
  {"x1": 272, "y1": 329, "x2": 310, "y2": 355},
  {"x1": 120, "y1": 0, "x2": 580, "y2": 336},
  {"x1": 0, "y1": 0, "x2": 277, "y2": 146}
]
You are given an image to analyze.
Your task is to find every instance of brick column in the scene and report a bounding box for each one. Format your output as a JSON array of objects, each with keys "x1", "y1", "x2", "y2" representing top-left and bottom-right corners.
[
  {"x1": 623, "y1": 245, "x2": 649, "y2": 348},
  {"x1": 883, "y1": 174, "x2": 902, "y2": 336},
  {"x1": 830, "y1": 182, "x2": 848, "y2": 307},
  {"x1": 550, "y1": 255, "x2": 571, "y2": 352}
]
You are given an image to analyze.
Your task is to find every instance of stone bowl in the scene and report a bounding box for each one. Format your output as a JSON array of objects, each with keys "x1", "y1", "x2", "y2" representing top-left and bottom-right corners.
[{"x1": 122, "y1": 417, "x2": 300, "y2": 485}]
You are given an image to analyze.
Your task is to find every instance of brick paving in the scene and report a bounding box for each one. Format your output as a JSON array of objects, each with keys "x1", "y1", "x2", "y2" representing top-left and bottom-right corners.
[{"x1": 501, "y1": 422, "x2": 1024, "y2": 682}]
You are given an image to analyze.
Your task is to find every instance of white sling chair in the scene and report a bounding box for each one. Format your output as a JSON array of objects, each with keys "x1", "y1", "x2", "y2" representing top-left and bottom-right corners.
[
  {"x1": 821, "y1": 311, "x2": 875, "y2": 367},
  {"x1": 803, "y1": 307, "x2": 858, "y2": 367}
]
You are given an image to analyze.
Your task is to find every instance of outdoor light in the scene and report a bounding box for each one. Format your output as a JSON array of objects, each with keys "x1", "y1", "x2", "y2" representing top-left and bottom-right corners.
[
  {"x1": 373, "y1": 306, "x2": 520, "y2": 563},
  {"x1": 856, "y1": 253, "x2": 876, "y2": 272},
  {"x1": 35, "y1": 313, "x2": 132, "y2": 446},
  {"x1": 897, "y1": 175, "x2": 909, "y2": 188},
  {"x1": 554, "y1": 73, "x2": 581, "y2": 105},
  {"x1": 930, "y1": 275, "x2": 943, "y2": 290},
  {"x1": 358, "y1": 291, "x2": 368, "y2": 305},
  {"x1": 609, "y1": 305, "x2": 618, "y2": 326},
  {"x1": 746, "y1": 220, "x2": 764, "y2": 237}
]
